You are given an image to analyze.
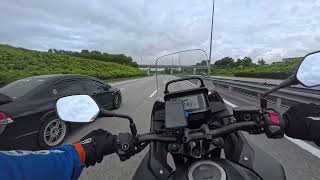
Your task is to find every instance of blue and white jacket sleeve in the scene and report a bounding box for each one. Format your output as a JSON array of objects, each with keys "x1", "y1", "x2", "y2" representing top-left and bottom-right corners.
[{"x1": 0, "y1": 145, "x2": 84, "y2": 180}]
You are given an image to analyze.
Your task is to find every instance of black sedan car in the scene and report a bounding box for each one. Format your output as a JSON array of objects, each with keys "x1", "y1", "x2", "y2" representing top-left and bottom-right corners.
[{"x1": 0, "y1": 74, "x2": 121, "y2": 150}]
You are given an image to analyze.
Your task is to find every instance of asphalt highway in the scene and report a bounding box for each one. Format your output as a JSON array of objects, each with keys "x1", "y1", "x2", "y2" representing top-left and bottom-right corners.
[{"x1": 65, "y1": 75, "x2": 320, "y2": 180}]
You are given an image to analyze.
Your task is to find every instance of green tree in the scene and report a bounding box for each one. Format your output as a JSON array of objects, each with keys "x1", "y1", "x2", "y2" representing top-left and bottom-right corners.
[
  {"x1": 257, "y1": 58, "x2": 266, "y2": 65},
  {"x1": 196, "y1": 60, "x2": 208, "y2": 66},
  {"x1": 242, "y1": 57, "x2": 253, "y2": 67},
  {"x1": 49, "y1": 49, "x2": 138, "y2": 67},
  {"x1": 235, "y1": 57, "x2": 253, "y2": 67},
  {"x1": 214, "y1": 57, "x2": 235, "y2": 68}
]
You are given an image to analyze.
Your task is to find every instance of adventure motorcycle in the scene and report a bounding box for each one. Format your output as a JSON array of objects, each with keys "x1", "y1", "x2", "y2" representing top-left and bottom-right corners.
[{"x1": 56, "y1": 51, "x2": 320, "y2": 180}]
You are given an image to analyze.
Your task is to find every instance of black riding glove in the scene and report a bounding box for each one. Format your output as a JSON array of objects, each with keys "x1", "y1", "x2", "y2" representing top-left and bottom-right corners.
[
  {"x1": 262, "y1": 110, "x2": 286, "y2": 139},
  {"x1": 115, "y1": 133, "x2": 139, "y2": 161},
  {"x1": 283, "y1": 103, "x2": 320, "y2": 146},
  {"x1": 76, "y1": 129, "x2": 117, "y2": 167}
]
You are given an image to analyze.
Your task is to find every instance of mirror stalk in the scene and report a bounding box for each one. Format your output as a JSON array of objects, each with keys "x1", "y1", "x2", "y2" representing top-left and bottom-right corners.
[
  {"x1": 100, "y1": 109, "x2": 137, "y2": 136},
  {"x1": 260, "y1": 76, "x2": 298, "y2": 109},
  {"x1": 261, "y1": 76, "x2": 298, "y2": 98}
]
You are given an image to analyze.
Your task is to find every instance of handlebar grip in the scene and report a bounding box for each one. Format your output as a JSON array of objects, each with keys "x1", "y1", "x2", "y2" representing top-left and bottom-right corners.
[{"x1": 137, "y1": 134, "x2": 177, "y2": 143}]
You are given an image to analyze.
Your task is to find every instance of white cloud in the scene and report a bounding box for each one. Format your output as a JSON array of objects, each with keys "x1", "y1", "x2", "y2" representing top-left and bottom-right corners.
[{"x1": 0, "y1": 0, "x2": 320, "y2": 65}]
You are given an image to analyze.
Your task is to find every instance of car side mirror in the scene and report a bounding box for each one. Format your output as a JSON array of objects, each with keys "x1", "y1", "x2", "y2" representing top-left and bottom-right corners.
[
  {"x1": 56, "y1": 95, "x2": 100, "y2": 123},
  {"x1": 296, "y1": 51, "x2": 320, "y2": 87},
  {"x1": 104, "y1": 84, "x2": 111, "y2": 90}
]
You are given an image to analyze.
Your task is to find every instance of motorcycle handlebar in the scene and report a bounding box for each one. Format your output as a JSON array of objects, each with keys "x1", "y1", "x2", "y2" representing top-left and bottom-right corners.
[
  {"x1": 137, "y1": 121, "x2": 259, "y2": 143},
  {"x1": 187, "y1": 121, "x2": 257, "y2": 141},
  {"x1": 137, "y1": 134, "x2": 177, "y2": 143}
]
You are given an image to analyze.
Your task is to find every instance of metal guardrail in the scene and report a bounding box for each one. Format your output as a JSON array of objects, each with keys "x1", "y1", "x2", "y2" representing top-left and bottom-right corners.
[{"x1": 205, "y1": 77, "x2": 320, "y2": 108}]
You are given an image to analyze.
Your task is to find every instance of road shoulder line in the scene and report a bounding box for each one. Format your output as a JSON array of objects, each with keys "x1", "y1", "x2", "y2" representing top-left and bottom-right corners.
[
  {"x1": 149, "y1": 89, "x2": 158, "y2": 97},
  {"x1": 187, "y1": 80, "x2": 197, "y2": 87}
]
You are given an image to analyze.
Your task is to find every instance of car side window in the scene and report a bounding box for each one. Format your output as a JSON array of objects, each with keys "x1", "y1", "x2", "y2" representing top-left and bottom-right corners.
[
  {"x1": 83, "y1": 80, "x2": 107, "y2": 93},
  {"x1": 51, "y1": 80, "x2": 86, "y2": 96}
]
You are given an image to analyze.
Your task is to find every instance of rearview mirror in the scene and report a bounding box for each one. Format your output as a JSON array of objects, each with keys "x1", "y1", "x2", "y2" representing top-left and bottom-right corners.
[
  {"x1": 296, "y1": 51, "x2": 320, "y2": 87},
  {"x1": 56, "y1": 95, "x2": 100, "y2": 123}
]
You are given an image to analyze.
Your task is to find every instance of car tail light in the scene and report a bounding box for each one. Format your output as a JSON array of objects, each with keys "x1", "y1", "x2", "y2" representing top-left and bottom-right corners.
[{"x1": 0, "y1": 112, "x2": 14, "y2": 125}]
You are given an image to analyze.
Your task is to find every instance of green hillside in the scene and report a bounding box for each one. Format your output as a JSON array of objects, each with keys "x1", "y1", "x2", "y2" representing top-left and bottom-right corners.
[
  {"x1": 0, "y1": 44, "x2": 145, "y2": 84},
  {"x1": 211, "y1": 57, "x2": 302, "y2": 79}
]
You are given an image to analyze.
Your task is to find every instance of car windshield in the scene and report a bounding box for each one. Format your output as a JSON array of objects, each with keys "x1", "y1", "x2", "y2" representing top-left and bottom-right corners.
[{"x1": 0, "y1": 78, "x2": 47, "y2": 99}]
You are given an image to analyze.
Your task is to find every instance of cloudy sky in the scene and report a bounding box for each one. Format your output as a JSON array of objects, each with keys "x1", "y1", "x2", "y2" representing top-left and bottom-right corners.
[{"x1": 1, "y1": 0, "x2": 320, "y2": 65}]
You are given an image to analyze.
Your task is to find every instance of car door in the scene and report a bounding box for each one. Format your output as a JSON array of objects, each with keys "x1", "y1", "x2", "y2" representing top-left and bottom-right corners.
[{"x1": 83, "y1": 80, "x2": 113, "y2": 108}]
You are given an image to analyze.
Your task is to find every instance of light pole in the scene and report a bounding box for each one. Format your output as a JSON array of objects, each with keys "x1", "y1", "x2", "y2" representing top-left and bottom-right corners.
[
  {"x1": 171, "y1": 56, "x2": 173, "y2": 75},
  {"x1": 208, "y1": 0, "x2": 215, "y2": 77},
  {"x1": 178, "y1": 54, "x2": 181, "y2": 72}
]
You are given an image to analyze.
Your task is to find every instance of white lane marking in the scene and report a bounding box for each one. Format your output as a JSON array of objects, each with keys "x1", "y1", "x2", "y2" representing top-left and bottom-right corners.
[
  {"x1": 285, "y1": 135, "x2": 320, "y2": 158},
  {"x1": 149, "y1": 89, "x2": 158, "y2": 98},
  {"x1": 308, "y1": 116, "x2": 320, "y2": 121},
  {"x1": 163, "y1": 80, "x2": 167, "y2": 84},
  {"x1": 223, "y1": 98, "x2": 320, "y2": 158},
  {"x1": 111, "y1": 79, "x2": 140, "y2": 86},
  {"x1": 223, "y1": 99, "x2": 238, "y2": 108},
  {"x1": 187, "y1": 80, "x2": 197, "y2": 87},
  {"x1": 163, "y1": 76, "x2": 168, "y2": 84}
]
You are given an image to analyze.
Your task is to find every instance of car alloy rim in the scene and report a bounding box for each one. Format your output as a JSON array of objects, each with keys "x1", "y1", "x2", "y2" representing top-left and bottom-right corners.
[
  {"x1": 115, "y1": 94, "x2": 121, "y2": 106},
  {"x1": 43, "y1": 119, "x2": 66, "y2": 146}
]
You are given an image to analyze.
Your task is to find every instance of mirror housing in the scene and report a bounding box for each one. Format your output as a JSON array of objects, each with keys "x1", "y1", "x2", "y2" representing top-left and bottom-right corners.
[
  {"x1": 296, "y1": 51, "x2": 320, "y2": 87},
  {"x1": 56, "y1": 95, "x2": 100, "y2": 123}
]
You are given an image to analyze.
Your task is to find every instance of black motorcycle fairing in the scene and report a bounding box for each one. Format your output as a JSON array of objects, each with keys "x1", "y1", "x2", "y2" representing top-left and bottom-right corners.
[
  {"x1": 224, "y1": 132, "x2": 286, "y2": 180},
  {"x1": 131, "y1": 101, "x2": 175, "y2": 180},
  {"x1": 171, "y1": 159, "x2": 262, "y2": 180},
  {"x1": 134, "y1": 156, "x2": 263, "y2": 180},
  {"x1": 224, "y1": 132, "x2": 255, "y2": 168}
]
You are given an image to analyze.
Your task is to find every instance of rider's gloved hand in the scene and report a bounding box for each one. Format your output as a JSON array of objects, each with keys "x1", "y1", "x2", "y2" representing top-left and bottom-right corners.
[
  {"x1": 262, "y1": 110, "x2": 286, "y2": 139},
  {"x1": 283, "y1": 103, "x2": 320, "y2": 146},
  {"x1": 73, "y1": 129, "x2": 117, "y2": 167},
  {"x1": 115, "y1": 133, "x2": 138, "y2": 161}
]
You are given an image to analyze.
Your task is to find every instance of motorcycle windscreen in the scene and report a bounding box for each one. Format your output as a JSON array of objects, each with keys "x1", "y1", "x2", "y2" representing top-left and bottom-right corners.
[{"x1": 154, "y1": 50, "x2": 209, "y2": 99}]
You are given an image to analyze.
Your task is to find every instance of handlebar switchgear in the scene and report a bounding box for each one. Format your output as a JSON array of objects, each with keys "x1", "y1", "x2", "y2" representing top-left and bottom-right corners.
[
  {"x1": 262, "y1": 110, "x2": 286, "y2": 139},
  {"x1": 115, "y1": 133, "x2": 139, "y2": 161}
]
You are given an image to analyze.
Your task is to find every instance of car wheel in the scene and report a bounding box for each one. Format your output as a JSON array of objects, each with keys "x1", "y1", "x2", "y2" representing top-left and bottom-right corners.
[
  {"x1": 113, "y1": 93, "x2": 122, "y2": 109},
  {"x1": 38, "y1": 116, "x2": 68, "y2": 149}
]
